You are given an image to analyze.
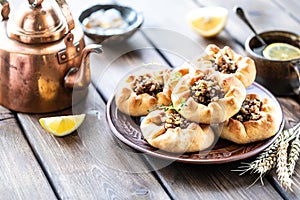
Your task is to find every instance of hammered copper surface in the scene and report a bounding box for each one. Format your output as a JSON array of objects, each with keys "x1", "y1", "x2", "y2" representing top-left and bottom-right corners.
[
  {"x1": 0, "y1": 0, "x2": 102, "y2": 113},
  {"x1": 6, "y1": 1, "x2": 66, "y2": 44},
  {"x1": 106, "y1": 82, "x2": 284, "y2": 164},
  {"x1": 0, "y1": 21, "x2": 86, "y2": 113}
]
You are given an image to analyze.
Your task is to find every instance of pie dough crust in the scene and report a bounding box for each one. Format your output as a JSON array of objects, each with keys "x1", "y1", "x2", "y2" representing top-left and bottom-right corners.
[
  {"x1": 220, "y1": 94, "x2": 281, "y2": 144},
  {"x1": 171, "y1": 69, "x2": 246, "y2": 124},
  {"x1": 201, "y1": 44, "x2": 256, "y2": 88},
  {"x1": 140, "y1": 109, "x2": 215, "y2": 153},
  {"x1": 115, "y1": 69, "x2": 172, "y2": 116}
]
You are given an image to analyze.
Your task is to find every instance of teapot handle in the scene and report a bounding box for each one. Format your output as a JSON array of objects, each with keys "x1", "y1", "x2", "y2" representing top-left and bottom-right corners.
[
  {"x1": 291, "y1": 61, "x2": 300, "y2": 95},
  {"x1": 54, "y1": 0, "x2": 75, "y2": 33},
  {"x1": 0, "y1": 0, "x2": 10, "y2": 20},
  {"x1": 27, "y1": 0, "x2": 75, "y2": 33}
]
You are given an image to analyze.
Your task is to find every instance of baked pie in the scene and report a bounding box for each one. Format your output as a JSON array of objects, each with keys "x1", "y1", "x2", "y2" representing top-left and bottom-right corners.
[
  {"x1": 171, "y1": 69, "x2": 246, "y2": 124},
  {"x1": 140, "y1": 108, "x2": 215, "y2": 153},
  {"x1": 166, "y1": 65, "x2": 192, "y2": 92},
  {"x1": 115, "y1": 68, "x2": 172, "y2": 116},
  {"x1": 220, "y1": 94, "x2": 281, "y2": 144},
  {"x1": 199, "y1": 44, "x2": 256, "y2": 88}
]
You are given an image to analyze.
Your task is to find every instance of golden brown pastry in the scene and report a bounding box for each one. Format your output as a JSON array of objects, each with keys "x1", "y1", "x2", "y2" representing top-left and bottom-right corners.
[
  {"x1": 165, "y1": 64, "x2": 193, "y2": 92},
  {"x1": 140, "y1": 108, "x2": 215, "y2": 153},
  {"x1": 220, "y1": 94, "x2": 281, "y2": 144},
  {"x1": 199, "y1": 44, "x2": 256, "y2": 88},
  {"x1": 171, "y1": 69, "x2": 246, "y2": 124},
  {"x1": 115, "y1": 68, "x2": 172, "y2": 116}
]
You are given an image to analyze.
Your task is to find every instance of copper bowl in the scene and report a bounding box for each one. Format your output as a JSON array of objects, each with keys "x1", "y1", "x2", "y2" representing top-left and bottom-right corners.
[
  {"x1": 245, "y1": 30, "x2": 300, "y2": 96},
  {"x1": 79, "y1": 4, "x2": 144, "y2": 43}
]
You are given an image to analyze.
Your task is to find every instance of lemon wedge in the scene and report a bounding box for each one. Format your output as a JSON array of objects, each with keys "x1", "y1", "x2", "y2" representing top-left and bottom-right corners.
[
  {"x1": 186, "y1": 7, "x2": 228, "y2": 38},
  {"x1": 263, "y1": 42, "x2": 300, "y2": 60},
  {"x1": 39, "y1": 114, "x2": 86, "y2": 137}
]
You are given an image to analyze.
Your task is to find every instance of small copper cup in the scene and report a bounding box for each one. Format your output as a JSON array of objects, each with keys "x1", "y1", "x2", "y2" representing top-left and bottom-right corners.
[{"x1": 245, "y1": 30, "x2": 300, "y2": 96}]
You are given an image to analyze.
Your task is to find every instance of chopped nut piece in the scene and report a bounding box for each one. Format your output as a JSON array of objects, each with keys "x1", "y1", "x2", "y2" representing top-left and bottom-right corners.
[
  {"x1": 164, "y1": 109, "x2": 190, "y2": 129},
  {"x1": 133, "y1": 75, "x2": 163, "y2": 96},
  {"x1": 210, "y1": 51, "x2": 238, "y2": 74},
  {"x1": 233, "y1": 97, "x2": 262, "y2": 122},
  {"x1": 190, "y1": 76, "x2": 225, "y2": 106}
]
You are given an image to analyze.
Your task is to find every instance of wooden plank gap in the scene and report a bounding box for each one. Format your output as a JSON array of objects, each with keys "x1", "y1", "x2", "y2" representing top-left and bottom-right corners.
[
  {"x1": 0, "y1": 111, "x2": 14, "y2": 119},
  {"x1": 139, "y1": 30, "x2": 176, "y2": 68},
  {"x1": 266, "y1": 174, "x2": 290, "y2": 200},
  {"x1": 138, "y1": 155, "x2": 176, "y2": 200},
  {"x1": 90, "y1": 79, "x2": 175, "y2": 199},
  {"x1": 272, "y1": 0, "x2": 300, "y2": 25},
  {"x1": 223, "y1": 29, "x2": 245, "y2": 49},
  {"x1": 13, "y1": 114, "x2": 61, "y2": 200},
  {"x1": 191, "y1": 0, "x2": 204, "y2": 7},
  {"x1": 0, "y1": 116, "x2": 15, "y2": 122},
  {"x1": 91, "y1": 81, "x2": 108, "y2": 104}
]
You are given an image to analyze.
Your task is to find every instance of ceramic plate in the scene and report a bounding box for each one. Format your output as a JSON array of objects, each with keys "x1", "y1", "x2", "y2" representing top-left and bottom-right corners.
[{"x1": 106, "y1": 82, "x2": 284, "y2": 164}]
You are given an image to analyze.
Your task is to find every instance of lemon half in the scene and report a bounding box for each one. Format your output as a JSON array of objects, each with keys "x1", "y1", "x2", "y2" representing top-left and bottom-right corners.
[
  {"x1": 186, "y1": 7, "x2": 228, "y2": 38},
  {"x1": 39, "y1": 114, "x2": 86, "y2": 137},
  {"x1": 263, "y1": 42, "x2": 300, "y2": 60}
]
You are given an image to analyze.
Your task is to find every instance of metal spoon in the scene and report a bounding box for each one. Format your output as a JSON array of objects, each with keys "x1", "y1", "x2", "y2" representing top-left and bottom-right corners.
[{"x1": 234, "y1": 6, "x2": 267, "y2": 55}]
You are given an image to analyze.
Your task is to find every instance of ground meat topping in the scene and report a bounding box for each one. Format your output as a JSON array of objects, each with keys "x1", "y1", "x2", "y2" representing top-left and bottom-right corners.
[
  {"x1": 164, "y1": 109, "x2": 190, "y2": 129},
  {"x1": 190, "y1": 76, "x2": 225, "y2": 106},
  {"x1": 211, "y1": 53, "x2": 238, "y2": 74},
  {"x1": 133, "y1": 75, "x2": 163, "y2": 96},
  {"x1": 233, "y1": 97, "x2": 262, "y2": 122}
]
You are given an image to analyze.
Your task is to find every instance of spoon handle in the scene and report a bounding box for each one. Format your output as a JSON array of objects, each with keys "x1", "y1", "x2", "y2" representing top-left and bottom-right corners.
[{"x1": 234, "y1": 6, "x2": 266, "y2": 45}]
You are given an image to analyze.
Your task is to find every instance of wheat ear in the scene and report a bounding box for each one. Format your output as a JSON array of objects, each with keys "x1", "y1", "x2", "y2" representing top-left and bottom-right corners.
[
  {"x1": 276, "y1": 140, "x2": 294, "y2": 191},
  {"x1": 288, "y1": 135, "x2": 300, "y2": 178}
]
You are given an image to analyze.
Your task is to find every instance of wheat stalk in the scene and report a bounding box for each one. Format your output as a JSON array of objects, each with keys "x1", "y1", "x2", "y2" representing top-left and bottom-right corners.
[
  {"x1": 236, "y1": 127, "x2": 293, "y2": 176},
  {"x1": 288, "y1": 134, "x2": 300, "y2": 177},
  {"x1": 235, "y1": 122, "x2": 300, "y2": 191},
  {"x1": 276, "y1": 140, "x2": 294, "y2": 191}
]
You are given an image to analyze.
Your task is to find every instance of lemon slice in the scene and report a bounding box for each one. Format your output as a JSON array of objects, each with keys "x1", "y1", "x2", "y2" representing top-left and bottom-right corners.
[
  {"x1": 39, "y1": 114, "x2": 86, "y2": 137},
  {"x1": 186, "y1": 7, "x2": 228, "y2": 38},
  {"x1": 263, "y1": 42, "x2": 300, "y2": 60}
]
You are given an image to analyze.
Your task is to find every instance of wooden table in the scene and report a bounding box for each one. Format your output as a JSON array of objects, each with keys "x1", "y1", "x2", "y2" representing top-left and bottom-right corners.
[{"x1": 1, "y1": 0, "x2": 300, "y2": 199}]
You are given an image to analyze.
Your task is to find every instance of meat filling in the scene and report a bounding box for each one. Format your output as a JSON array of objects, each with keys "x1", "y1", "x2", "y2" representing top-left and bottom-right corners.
[
  {"x1": 133, "y1": 75, "x2": 163, "y2": 96},
  {"x1": 211, "y1": 53, "x2": 238, "y2": 74},
  {"x1": 191, "y1": 77, "x2": 225, "y2": 106},
  {"x1": 233, "y1": 97, "x2": 262, "y2": 122},
  {"x1": 164, "y1": 109, "x2": 190, "y2": 129}
]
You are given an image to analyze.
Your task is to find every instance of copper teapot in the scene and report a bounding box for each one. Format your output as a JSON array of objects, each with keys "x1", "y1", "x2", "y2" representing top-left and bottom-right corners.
[{"x1": 0, "y1": 0, "x2": 102, "y2": 113}]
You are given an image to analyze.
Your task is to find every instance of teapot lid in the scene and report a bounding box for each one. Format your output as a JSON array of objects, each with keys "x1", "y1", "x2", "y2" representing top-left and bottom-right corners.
[{"x1": 6, "y1": 0, "x2": 67, "y2": 44}]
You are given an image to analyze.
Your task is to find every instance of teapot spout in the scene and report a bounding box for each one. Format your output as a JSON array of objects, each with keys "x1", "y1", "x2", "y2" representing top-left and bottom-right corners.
[{"x1": 64, "y1": 44, "x2": 102, "y2": 90}]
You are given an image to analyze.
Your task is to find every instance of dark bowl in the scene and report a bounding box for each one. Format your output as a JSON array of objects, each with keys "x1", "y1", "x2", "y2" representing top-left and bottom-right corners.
[
  {"x1": 79, "y1": 4, "x2": 144, "y2": 43},
  {"x1": 245, "y1": 30, "x2": 300, "y2": 96}
]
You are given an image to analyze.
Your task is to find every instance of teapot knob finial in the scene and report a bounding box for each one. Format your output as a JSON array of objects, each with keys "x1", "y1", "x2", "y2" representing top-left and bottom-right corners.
[
  {"x1": 28, "y1": 0, "x2": 43, "y2": 7},
  {"x1": 0, "y1": 0, "x2": 10, "y2": 20}
]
